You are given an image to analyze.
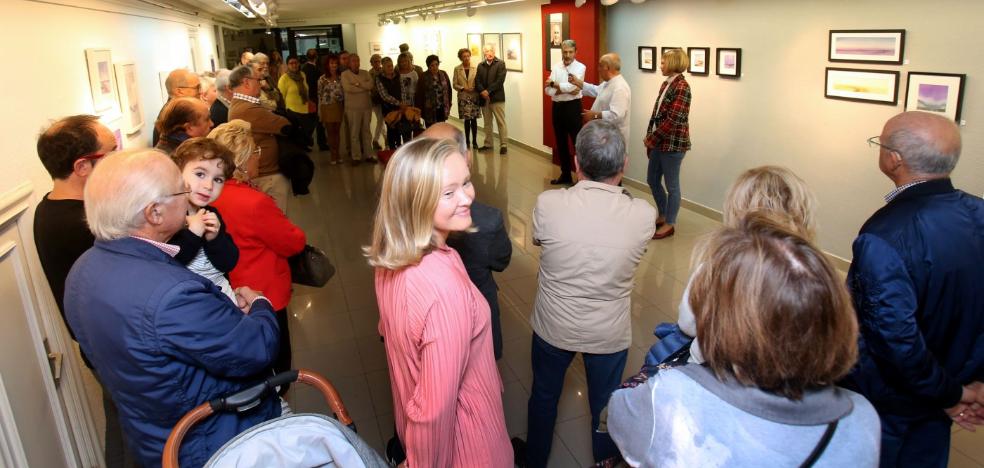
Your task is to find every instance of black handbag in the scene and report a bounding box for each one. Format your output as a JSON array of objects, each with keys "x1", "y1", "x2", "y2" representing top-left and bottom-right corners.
[{"x1": 288, "y1": 244, "x2": 335, "y2": 287}]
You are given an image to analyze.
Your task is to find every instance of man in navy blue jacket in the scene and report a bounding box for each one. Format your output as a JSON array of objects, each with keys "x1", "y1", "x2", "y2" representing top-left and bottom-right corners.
[
  {"x1": 65, "y1": 149, "x2": 280, "y2": 467},
  {"x1": 844, "y1": 111, "x2": 984, "y2": 468}
]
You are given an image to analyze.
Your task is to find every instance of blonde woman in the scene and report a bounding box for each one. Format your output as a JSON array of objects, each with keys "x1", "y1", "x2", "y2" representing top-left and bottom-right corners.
[
  {"x1": 209, "y1": 120, "x2": 306, "y2": 384},
  {"x1": 366, "y1": 138, "x2": 512, "y2": 467},
  {"x1": 677, "y1": 166, "x2": 818, "y2": 363}
]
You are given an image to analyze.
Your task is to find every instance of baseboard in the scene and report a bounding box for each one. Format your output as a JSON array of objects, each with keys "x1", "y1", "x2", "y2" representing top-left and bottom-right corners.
[{"x1": 447, "y1": 116, "x2": 553, "y2": 158}]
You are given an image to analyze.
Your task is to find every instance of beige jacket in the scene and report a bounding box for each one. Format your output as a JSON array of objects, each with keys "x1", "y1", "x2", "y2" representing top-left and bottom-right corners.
[
  {"x1": 341, "y1": 69, "x2": 373, "y2": 111},
  {"x1": 530, "y1": 181, "x2": 656, "y2": 353},
  {"x1": 452, "y1": 64, "x2": 477, "y2": 93}
]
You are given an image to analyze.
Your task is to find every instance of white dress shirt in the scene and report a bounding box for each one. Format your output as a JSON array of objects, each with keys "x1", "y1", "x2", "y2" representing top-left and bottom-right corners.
[
  {"x1": 544, "y1": 59, "x2": 585, "y2": 102},
  {"x1": 582, "y1": 74, "x2": 631, "y2": 145}
]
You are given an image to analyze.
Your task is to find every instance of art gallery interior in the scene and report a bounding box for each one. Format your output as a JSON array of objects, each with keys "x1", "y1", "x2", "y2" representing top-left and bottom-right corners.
[{"x1": 2, "y1": 0, "x2": 982, "y2": 466}]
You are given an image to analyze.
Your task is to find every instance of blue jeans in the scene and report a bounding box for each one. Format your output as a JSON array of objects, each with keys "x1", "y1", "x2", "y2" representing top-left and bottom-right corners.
[
  {"x1": 526, "y1": 333, "x2": 628, "y2": 468},
  {"x1": 647, "y1": 150, "x2": 686, "y2": 224},
  {"x1": 879, "y1": 412, "x2": 951, "y2": 468}
]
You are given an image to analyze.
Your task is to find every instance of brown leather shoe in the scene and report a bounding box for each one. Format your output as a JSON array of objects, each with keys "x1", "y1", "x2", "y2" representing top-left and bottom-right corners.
[{"x1": 652, "y1": 226, "x2": 675, "y2": 239}]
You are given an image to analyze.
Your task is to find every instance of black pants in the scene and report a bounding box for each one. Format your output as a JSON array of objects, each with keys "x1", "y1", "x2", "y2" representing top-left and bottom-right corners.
[
  {"x1": 315, "y1": 121, "x2": 328, "y2": 150},
  {"x1": 463, "y1": 118, "x2": 478, "y2": 147},
  {"x1": 552, "y1": 99, "x2": 583, "y2": 180},
  {"x1": 286, "y1": 110, "x2": 317, "y2": 149}
]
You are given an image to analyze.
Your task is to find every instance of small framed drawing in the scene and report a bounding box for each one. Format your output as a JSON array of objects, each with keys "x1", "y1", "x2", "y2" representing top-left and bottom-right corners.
[
  {"x1": 688, "y1": 47, "x2": 709, "y2": 75},
  {"x1": 824, "y1": 67, "x2": 900, "y2": 105},
  {"x1": 466, "y1": 33, "x2": 482, "y2": 58},
  {"x1": 716, "y1": 48, "x2": 741, "y2": 78},
  {"x1": 482, "y1": 33, "x2": 502, "y2": 60},
  {"x1": 904, "y1": 72, "x2": 966, "y2": 121},
  {"x1": 85, "y1": 48, "x2": 120, "y2": 115},
  {"x1": 502, "y1": 33, "x2": 523, "y2": 72},
  {"x1": 114, "y1": 62, "x2": 144, "y2": 135},
  {"x1": 638, "y1": 46, "x2": 656, "y2": 72},
  {"x1": 828, "y1": 29, "x2": 905, "y2": 65},
  {"x1": 369, "y1": 42, "x2": 383, "y2": 56}
]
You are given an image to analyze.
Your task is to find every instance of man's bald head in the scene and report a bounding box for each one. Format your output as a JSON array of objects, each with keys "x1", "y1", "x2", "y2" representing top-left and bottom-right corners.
[
  {"x1": 419, "y1": 123, "x2": 469, "y2": 163},
  {"x1": 164, "y1": 69, "x2": 201, "y2": 98},
  {"x1": 882, "y1": 111, "x2": 961, "y2": 177}
]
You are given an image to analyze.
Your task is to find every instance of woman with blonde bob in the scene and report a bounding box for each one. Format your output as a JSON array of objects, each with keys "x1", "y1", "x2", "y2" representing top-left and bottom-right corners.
[
  {"x1": 609, "y1": 213, "x2": 881, "y2": 467},
  {"x1": 366, "y1": 138, "x2": 512, "y2": 467}
]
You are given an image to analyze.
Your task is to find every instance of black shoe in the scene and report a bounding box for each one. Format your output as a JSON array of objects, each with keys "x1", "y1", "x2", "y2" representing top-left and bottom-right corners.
[
  {"x1": 499, "y1": 147, "x2": 508, "y2": 155},
  {"x1": 479, "y1": 145, "x2": 492, "y2": 151},
  {"x1": 472, "y1": 142, "x2": 480, "y2": 149},
  {"x1": 386, "y1": 435, "x2": 406, "y2": 464},
  {"x1": 511, "y1": 437, "x2": 527, "y2": 467},
  {"x1": 550, "y1": 176, "x2": 573, "y2": 185}
]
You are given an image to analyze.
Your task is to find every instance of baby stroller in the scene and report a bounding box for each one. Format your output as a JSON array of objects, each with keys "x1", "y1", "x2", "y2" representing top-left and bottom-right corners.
[{"x1": 162, "y1": 369, "x2": 389, "y2": 467}]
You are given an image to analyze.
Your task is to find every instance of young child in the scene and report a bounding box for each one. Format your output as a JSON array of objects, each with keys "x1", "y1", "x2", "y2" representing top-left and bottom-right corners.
[{"x1": 168, "y1": 137, "x2": 239, "y2": 301}]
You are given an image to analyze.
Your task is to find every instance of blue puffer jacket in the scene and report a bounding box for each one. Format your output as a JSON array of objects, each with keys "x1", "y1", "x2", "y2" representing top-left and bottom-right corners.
[
  {"x1": 842, "y1": 179, "x2": 984, "y2": 417},
  {"x1": 65, "y1": 237, "x2": 281, "y2": 467}
]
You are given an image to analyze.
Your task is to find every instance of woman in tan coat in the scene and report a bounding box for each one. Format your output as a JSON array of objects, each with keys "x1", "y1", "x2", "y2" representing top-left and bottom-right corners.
[{"x1": 453, "y1": 48, "x2": 481, "y2": 148}]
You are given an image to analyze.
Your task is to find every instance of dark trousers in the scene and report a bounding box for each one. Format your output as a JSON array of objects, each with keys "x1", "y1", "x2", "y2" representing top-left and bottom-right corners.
[
  {"x1": 97, "y1": 376, "x2": 139, "y2": 467},
  {"x1": 286, "y1": 110, "x2": 317, "y2": 148},
  {"x1": 424, "y1": 109, "x2": 448, "y2": 129},
  {"x1": 463, "y1": 118, "x2": 478, "y2": 147},
  {"x1": 551, "y1": 99, "x2": 583, "y2": 180},
  {"x1": 386, "y1": 120, "x2": 412, "y2": 149},
  {"x1": 315, "y1": 121, "x2": 328, "y2": 150},
  {"x1": 879, "y1": 412, "x2": 951, "y2": 468},
  {"x1": 526, "y1": 332, "x2": 627, "y2": 467}
]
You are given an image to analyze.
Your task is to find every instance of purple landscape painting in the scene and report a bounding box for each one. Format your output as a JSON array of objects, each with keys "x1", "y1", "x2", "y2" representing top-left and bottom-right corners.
[
  {"x1": 917, "y1": 83, "x2": 948, "y2": 113},
  {"x1": 834, "y1": 36, "x2": 897, "y2": 56}
]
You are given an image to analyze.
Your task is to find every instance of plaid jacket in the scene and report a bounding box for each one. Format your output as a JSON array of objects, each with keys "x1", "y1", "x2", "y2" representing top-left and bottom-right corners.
[{"x1": 646, "y1": 76, "x2": 692, "y2": 152}]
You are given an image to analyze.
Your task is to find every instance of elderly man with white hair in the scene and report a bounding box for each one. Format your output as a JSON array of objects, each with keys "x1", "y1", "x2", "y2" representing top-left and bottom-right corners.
[
  {"x1": 569, "y1": 53, "x2": 631, "y2": 148},
  {"x1": 210, "y1": 69, "x2": 233, "y2": 126},
  {"x1": 64, "y1": 150, "x2": 281, "y2": 467}
]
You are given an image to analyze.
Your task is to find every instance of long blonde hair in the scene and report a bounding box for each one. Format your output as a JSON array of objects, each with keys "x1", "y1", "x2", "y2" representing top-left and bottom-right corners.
[
  {"x1": 722, "y1": 165, "x2": 817, "y2": 241},
  {"x1": 208, "y1": 120, "x2": 255, "y2": 181},
  {"x1": 364, "y1": 138, "x2": 464, "y2": 270}
]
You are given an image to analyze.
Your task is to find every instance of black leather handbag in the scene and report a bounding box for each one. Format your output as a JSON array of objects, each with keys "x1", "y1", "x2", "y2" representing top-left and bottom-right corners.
[{"x1": 288, "y1": 245, "x2": 335, "y2": 287}]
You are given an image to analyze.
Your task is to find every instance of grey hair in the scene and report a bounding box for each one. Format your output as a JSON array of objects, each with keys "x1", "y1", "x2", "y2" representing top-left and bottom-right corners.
[
  {"x1": 561, "y1": 39, "x2": 577, "y2": 50},
  {"x1": 84, "y1": 149, "x2": 182, "y2": 240},
  {"x1": 600, "y1": 53, "x2": 621, "y2": 71},
  {"x1": 885, "y1": 127, "x2": 960, "y2": 175},
  {"x1": 228, "y1": 65, "x2": 253, "y2": 89},
  {"x1": 250, "y1": 52, "x2": 269, "y2": 64},
  {"x1": 215, "y1": 69, "x2": 232, "y2": 93},
  {"x1": 575, "y1": 119, "x2": 626, "y2": 181}
]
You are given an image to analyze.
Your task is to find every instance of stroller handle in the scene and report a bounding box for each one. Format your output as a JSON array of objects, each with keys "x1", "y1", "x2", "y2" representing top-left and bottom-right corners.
[{"x1": 162, "y1": 369, "x2": 354, "y2": 468}]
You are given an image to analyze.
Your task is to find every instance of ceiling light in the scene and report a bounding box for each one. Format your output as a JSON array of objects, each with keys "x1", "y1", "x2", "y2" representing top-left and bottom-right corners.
[
  {"x1": 600, "y1": 0, "x2": 619, "y2": 5},
  {"x1": 629, "y1": 0, "x2": 647, "y2": 3},
  {"x1": 392, "y1": 16, "x2": 401, "y2": 24},
  {"x1": 466, "y1": 5, "x2": 476, "y2": 16}
]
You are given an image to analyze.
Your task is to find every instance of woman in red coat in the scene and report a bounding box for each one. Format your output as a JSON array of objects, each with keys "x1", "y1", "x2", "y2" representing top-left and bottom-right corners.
[{"x1": 209, "y1": 119, "x2": 306, "y2": 379}]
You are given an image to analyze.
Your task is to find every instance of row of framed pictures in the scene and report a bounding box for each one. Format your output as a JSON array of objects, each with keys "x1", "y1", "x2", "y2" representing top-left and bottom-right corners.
[
  {"x1": 638, "y1": 46, "x2": 742, "y2": 78},
  {"x1": 824, "y1": 69, "x2": 966, "y2": 121},
  {"x1": 466, "y1": 32, "x2": 523, "y2": 72},
  {"x1": 84, "y1": 48, "x2": 144, "y2": 135}
]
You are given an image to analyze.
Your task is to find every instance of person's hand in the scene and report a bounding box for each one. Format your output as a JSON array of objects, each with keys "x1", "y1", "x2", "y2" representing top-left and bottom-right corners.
[
  {"x1": 544, "y1": 78, "x2": 555, "y2": 88},
  {"x1": 481, "y1": 90, "x2": 490, "y2": 99},
  {"x1": 644, "y1": 133, "x2": 658, "y2": 151},
  {"x1": 581, "y1": 110, "x2": 600, "y2": 125},
  {"x1": 568, "y1": 74, "x2": 584, "y2": 89},
  {"x1": 202, "y1": 211, "x2": 221, "y2": 241},
  {"x1": 946, "y1": 385, "x2": 984, "y2": 431},
  {"x1": 186, "y1": 209, "x2": 206, "y2": 237},
  {"x1": 234, "y1": 286, "x2": 264, "y2": 314}
]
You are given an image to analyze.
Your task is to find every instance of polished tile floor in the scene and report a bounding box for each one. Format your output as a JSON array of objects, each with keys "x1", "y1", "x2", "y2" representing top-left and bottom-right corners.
[{"x1": 83, "y1": 131, "x2": 984, "y2": 467}]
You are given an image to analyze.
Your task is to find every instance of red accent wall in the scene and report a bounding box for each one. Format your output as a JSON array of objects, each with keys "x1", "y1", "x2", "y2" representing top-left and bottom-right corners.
[{"x1": 541, "y1": 0, "x2": 600, "y2": 165}]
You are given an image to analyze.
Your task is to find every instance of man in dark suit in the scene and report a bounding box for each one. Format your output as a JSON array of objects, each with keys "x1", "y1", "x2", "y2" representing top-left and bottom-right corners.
[
  {"x1": 843, "y1": 111, "x2": 984, "y2": 468},
  {"x1": 209, "y1": 69, "x2": 232, "y2": 127},
  {"x1": 476, "y1": 45, "x2": 508, "y2": 155},
  {"x1": 302, "y1": 48, "x2": 328, "y2": 151},
  {"x1": 422, "y1": 122, "x2": 512, "y2": 359}
]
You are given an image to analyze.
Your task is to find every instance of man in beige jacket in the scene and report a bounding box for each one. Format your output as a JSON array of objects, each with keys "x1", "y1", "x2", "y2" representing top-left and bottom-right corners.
[{"x1": 341, "y1": 54, "x2": 376, "y2": 165}]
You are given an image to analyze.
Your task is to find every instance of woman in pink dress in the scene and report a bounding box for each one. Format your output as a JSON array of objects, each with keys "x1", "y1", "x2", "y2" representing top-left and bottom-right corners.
[{"x1": 365, "y1": 138, "x2": 512, "y2": 467}]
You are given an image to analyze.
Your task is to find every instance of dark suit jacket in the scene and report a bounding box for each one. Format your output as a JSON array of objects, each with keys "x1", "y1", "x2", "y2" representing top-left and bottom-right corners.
[
  {"x1": 447, "y1": 201, "x2": 511, "y2": 309},
  {"x1": 843, "y1": 178, "x2": 984, "y2": 417},
  {"x1": 302, "y1": 62, "x2": 320, "y2": 102},
  {"x1": 476, "y1": 58, "x2": 507, "y2": 103},
  {"x1": 210, "y1": 99, "x2": 229, "y2": 127}
]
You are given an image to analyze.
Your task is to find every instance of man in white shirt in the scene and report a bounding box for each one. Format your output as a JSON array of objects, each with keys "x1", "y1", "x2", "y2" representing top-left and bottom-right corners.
[
  {"x1": 544, "y1": 40, "x2": 586, "y2": 185},
  {"x1": 569, "y1": 53, "x2": 631, "y2": 149}
]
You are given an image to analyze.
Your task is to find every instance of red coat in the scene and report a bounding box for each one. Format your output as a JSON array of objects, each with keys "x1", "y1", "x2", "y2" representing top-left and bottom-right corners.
[{"x1": 212, "y1": 180, "x2": 306, "y2": 309}]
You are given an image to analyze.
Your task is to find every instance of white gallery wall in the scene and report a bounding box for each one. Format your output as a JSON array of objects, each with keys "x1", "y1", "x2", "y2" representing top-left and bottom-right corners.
[
  {"x1": 354, "y1": 0, "x2": 551, "y2": 155},
  {"x1": 607, "y1": 0, "x2": 983, "y2": 259}
]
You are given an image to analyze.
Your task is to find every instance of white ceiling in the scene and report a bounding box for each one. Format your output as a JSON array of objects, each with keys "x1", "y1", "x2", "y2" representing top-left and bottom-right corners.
[{"x1": 172, "y1": 0, "x2": 432, "y2": 27}]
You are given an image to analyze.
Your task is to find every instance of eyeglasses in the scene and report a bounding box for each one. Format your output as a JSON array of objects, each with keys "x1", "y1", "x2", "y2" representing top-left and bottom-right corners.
[
  {"x1": 76, "y1": 151, "x2": 107, "y2": 163},
  {"x1": 867, "y1": 136, "x2": 901, "y2": 154},
  {"x1": 177, "y1": 85, "x2": 201, "y2": 91}
]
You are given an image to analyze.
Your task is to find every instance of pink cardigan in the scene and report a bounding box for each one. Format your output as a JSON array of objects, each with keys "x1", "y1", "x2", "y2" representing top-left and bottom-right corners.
[{"x1": 375, "y1": 246, "x2": 512, "y2": 467}]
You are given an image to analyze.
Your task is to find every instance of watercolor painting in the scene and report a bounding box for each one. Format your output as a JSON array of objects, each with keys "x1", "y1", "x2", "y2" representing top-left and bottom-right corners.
[
  {"x1": 825, "y1": 67, "x2": 899, "y2": 105},
  {"x1": 114, "y1": 62, "x2": 144, "y2": 135},
  {"x1": 904, "y1": 72, "x2": 966, "y2": 121},
  {"x1": 85, "y1": 48, "x2": 120, "y2": 115},
  {"x1": 466, "y1": 33, "x2": 482, "y2": 58},
  {"x1": 688, "y1": 47, "x2": 709, "y2": 75},
  {"x1": 829, "y1": 30, "x2": 905, "y2": 64},
  {"x1": 716, "y1": 48, "x2": 742, "y2": 78},
  {"x1": 502, "y1": 33, "x2": 523, "y2": 72},
  {"x1": 638, "y1": 46, "x2": 656, "y2": 72}
]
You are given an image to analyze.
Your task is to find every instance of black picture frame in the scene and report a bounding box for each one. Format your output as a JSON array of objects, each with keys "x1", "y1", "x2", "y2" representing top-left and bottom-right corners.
[
  {"x1": 716, "y1": 48, "x2": 741, "y2": 78},
  {"x1": 904, "y1": 71, "x2": 966, "y2": 121},
  {"x1": 828, "y1": 29, "x2": 905, "y2": 65},
  {"x1": 687, "y1": 47, "x2": 710, "y2": 76},
  {"x1": 638, "y1": 46, "x2": 657, "y2": 72},
  {"x1": 824, "y1": 67, "x2": 900, "y2": 105}
]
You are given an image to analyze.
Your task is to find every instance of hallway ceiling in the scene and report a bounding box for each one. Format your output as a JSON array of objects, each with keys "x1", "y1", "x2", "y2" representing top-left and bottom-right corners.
[{"x1": 174, "y1": 0, "x2": 441, "y2": 26}]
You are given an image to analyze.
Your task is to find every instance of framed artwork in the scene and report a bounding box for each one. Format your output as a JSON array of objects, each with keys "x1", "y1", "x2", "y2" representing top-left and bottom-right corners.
[
  {"x1": 114, "y1": 62, "x2": 144, "y2": 135},
  {"x1": 638, "y1": 46, "x2": 656, "y2": 72},
  {"x1": 716, "y1": 48, "x2": 742, "y2": 78},
  {"x1": 482, "y1": 33, "x2": 501, "y2": 59},
  {"x1": 466, "y1": 33, "x2": 482, "y2": 58},
  {"x1": 904, "y1": 72, "x2": 966, "y2": 121},
  {"x1": 369, "y1": 42, "x2": 383, "y2": 56},
  {"x1": 544, "y1": 11, "x2": 569, "y2": 71},
  {"x1": 828, "y1": 29, "x2": 905, "y2": 65},
  {"x1": 85, "y1": 48, "x2": 119, "y2": 115},
  {"x1": 502, "y1": 33, "x2": 523, "y2": 72},
  {"x1": 824, "y1": 67, "x2": 900, "y2": 105},
  {"x1": 688, "y1": 47, "x2": 709, "y2": 75}
]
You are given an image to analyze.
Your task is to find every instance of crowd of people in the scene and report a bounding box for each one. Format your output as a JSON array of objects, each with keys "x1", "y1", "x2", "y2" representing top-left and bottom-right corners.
[{"x1": 29, "y1": 37, "x2": 984, "y2": 468}]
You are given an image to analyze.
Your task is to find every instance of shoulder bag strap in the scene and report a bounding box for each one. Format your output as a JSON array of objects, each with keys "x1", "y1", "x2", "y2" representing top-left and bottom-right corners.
[{"x1": 799, "y1": 420, "x2": 838, "y2": 468}]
